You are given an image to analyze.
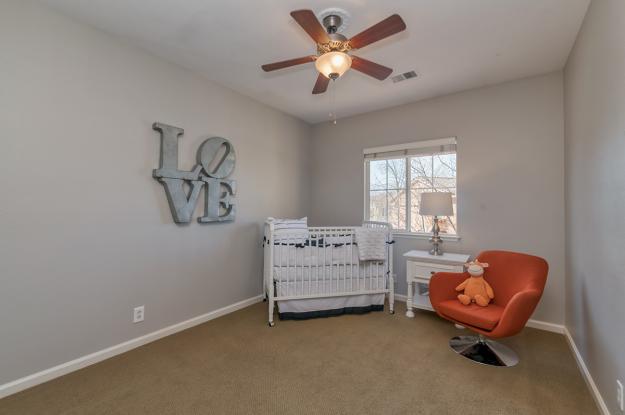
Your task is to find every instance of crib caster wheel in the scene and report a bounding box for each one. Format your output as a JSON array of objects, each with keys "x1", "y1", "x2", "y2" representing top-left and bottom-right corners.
[
  {"x1": 268, "y1": 322, "x2": 274, "y2": 327},
  {"x1": 390, "y1": 310, "x2": 395, "y2": 315},
  {"x1": 263, "y1": 298, "x2": 267, "y2": 302}
]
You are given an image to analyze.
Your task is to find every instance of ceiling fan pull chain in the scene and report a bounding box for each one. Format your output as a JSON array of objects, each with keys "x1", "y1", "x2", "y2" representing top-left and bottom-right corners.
[
  {"x1": 331, "y1": 82, "x2": 334, "y2": 122},
  {"x1": 330, "y1": 80, "x2": 337, "y2": 125}
]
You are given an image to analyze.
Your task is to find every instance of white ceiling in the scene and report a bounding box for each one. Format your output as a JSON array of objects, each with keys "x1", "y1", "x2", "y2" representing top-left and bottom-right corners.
[{"x1": 40, "y1": 0, "x2": 589, "y2": 124}]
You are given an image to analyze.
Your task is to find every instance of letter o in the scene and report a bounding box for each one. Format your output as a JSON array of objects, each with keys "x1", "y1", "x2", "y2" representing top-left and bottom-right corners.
[{"x1": 197, "y1": 137, "x2": 236, "y2": 179}]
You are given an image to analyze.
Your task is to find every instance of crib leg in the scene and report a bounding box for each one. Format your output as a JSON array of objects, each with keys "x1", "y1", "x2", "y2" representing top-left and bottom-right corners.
[
  {"x1": 268, "y1": 295, "x2": 275, "y2": 327},
  {"x1": 389, "y1": 274, "x2": 395, "y2": 314}
]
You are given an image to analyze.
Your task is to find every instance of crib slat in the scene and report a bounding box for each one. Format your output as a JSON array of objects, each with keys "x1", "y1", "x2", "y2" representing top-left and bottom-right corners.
[
  {"x1": 342, "y1": 232, "x2": 346, "y2": 294},
  {"x1": 316, "y1": 233, "x2": 319, "y2": 295},
  {"x1": 287, "y1": 233, "x2": 291, "y2": 297},
  {"x1": 324, "y1": 231, "x2": 327, "y2": 294},
  {"x1": 349, "y1": 233, "x2": 353, "y2": 292},
  {"x1": 296, "y1": 233, "x2": 299, "y2": 297}
]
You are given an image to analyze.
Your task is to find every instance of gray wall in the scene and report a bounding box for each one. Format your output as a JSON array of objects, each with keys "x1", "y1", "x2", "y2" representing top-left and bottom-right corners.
[
  {"x1": 564, "y1": 0, "x2": 625, "y2": 413},
  {"x1": 310, "y1": 73, "x2": 565, "y2": 325},
  {"x1": 0, "y1": 0, "x2": 310, "y2": 384}
]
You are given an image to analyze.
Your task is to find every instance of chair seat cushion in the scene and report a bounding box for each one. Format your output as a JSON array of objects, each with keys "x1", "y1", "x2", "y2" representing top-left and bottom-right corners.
[{"x1": 436, "y1": 300, "x2": 504, "y2": 331}]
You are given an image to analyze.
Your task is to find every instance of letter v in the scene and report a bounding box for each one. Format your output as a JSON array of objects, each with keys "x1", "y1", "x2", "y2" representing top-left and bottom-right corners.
[{"x1": 159, "y1": 178, "x2": 204, "y2": 223}]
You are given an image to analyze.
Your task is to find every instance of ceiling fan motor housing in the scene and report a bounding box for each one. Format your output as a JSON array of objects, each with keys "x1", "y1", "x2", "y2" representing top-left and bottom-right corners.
[
  {"x1": 323, "y1": 14, "x2": 342, "y2": 33},
  {"x1": 318, "y1": 7, "x2": 351, "y2": 33},
  {"x1": 317, "y1": 32, "x2": 350, "y2": 55}
]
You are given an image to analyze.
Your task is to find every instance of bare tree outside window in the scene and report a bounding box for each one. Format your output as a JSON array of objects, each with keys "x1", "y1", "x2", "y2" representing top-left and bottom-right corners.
[
  {"x1": 369, "y1": 158, "x2": 406, "y2": 230},
  {"x1": 410, "y1": 153, "x2": 456, "y2": 234},
  {"x1": 367, "y1": 152, "x2": 457, "y2": 234}
]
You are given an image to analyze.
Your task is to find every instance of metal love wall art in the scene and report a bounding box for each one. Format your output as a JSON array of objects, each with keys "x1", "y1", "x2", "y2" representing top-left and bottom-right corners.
[{"x1": 152, "y1": 122, "x2": 236, "y2": 224}]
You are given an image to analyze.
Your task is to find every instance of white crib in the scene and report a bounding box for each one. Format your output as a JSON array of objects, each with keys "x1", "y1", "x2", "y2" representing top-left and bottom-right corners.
[{"x1": 263, "y1": 219, "x2": 394, "y2": 326}]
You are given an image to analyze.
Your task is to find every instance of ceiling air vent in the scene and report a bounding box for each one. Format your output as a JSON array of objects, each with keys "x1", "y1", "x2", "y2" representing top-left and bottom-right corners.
[{"x1": 391, "y1": 71, "x2": 418, "y2": 83}]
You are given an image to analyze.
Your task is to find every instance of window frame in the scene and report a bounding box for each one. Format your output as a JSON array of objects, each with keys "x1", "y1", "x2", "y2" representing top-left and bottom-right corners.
[{"x1": 363, "y1": 138, "x2": 460, "y2": 240}]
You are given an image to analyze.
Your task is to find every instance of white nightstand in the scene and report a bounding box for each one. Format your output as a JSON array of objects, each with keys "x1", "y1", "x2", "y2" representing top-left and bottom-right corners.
[{"x1": 403, "y1": 250, "x2": 470, "y2": 318}]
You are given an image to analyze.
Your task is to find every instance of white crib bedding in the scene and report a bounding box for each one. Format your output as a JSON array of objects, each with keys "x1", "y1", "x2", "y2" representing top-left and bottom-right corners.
[
  {"x1": 275, "y1": 278, "x2": 387, "y2": 297},
  {"x1": 272, "y1": 261, "x2": 388, "y2": 319},
  {"x1": 277, "y1": 294, "x2": 385, "y2": 316}
]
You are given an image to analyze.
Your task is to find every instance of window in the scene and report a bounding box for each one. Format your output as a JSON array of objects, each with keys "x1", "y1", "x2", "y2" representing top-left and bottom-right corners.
[{"x1": 364, "y1": 138, "x2": 457, "y2": 235}]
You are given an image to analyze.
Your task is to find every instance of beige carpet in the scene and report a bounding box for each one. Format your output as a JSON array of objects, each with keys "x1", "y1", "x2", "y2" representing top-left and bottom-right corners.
[{"x1": 0, "y1": 302, "x2": 598, "y2": 415}]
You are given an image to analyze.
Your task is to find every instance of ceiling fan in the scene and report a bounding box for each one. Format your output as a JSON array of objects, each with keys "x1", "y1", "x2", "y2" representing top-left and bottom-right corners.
[{"x1": 261, "y1": 9, "x2": 406, "y2": 94}]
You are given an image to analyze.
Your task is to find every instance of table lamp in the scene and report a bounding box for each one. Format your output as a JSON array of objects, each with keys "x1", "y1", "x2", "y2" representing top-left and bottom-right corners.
[{"x1": 419, "y1": 192, "x2": 454, "y2": 256}]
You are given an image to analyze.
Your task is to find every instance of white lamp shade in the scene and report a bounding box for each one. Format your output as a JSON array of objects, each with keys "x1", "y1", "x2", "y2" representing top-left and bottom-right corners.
[
  {"x1": 419, "y1": 192, "x2": 454, "y2": 216},
  {"x1": 315, "y1": 52, "x2": 352, "y2": 79}
]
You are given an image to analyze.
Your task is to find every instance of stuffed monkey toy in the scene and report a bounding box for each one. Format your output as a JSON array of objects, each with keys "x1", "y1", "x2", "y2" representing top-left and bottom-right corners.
[{"x1": 455, "y1": 260, "x2": 494, "y2": 307}]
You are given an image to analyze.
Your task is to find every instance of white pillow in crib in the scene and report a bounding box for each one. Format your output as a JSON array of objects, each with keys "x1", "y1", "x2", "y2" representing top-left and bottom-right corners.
[{"x1": 272, "y1": 217, "x2": 309, "y2": 244}]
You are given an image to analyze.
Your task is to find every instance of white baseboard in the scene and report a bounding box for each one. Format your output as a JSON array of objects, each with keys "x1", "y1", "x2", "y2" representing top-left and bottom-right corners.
[
  {"x1": 525, "y1": 319, "x2": 565, "y2": 334},
  {"x1": 394, "y1": 293, "x2": 408, "y2": 302},
  {"x1": 392, "y1": 294, "x2": 565, "y2": 334},
  {"x1": 564, "y1": 328, "x2": 610, "y2": 415},
  {"x1": 0, "y1": 295, "x2": 263, "y2": 399}
]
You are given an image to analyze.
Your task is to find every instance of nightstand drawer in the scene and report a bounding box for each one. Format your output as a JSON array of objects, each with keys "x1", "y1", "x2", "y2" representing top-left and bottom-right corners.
[{"x1": 407, "y1": 261, "x2": 461, "y2": 281}]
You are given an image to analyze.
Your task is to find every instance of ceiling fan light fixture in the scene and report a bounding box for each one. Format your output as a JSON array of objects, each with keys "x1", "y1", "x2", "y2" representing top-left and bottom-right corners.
[{"x1": 315, "y1": 51, "x2": 352, "y2": 79}]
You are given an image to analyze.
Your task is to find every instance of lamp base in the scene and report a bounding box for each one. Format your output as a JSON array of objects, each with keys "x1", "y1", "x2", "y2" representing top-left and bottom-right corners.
[
  {"x1": 428, "y1": 216, "x2": 443, "y2": 255},
  {"x1": 429, "y1": 246, "x2": 444, "y2": 256}
]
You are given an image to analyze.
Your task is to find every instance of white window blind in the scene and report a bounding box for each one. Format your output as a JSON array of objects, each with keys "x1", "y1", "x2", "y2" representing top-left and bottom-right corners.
[{"x1": 364, "y1": 137, "x2": 457, "y2": 159}]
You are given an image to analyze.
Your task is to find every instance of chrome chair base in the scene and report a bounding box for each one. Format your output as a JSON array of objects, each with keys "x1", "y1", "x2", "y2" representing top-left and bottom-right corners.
[{"x1": 450, "y1": 335, "x2": 519, "y2": 367}]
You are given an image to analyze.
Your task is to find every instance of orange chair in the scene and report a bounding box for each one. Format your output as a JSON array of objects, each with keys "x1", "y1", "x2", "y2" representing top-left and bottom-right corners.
[{"x1": 429, "y1": 250, "x2": 548, "y2": 366}]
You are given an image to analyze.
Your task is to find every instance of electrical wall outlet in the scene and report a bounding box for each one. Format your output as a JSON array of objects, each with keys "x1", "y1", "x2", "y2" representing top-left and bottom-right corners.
[
  {"x1": 133, "y1": 305, "x2": 145, "y2": 323},
  {"x1": 617, "y1": 379, "x2": 624, "y2": 412}
]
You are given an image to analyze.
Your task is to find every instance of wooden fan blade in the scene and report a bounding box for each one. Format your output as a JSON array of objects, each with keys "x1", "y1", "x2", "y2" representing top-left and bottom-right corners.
[
  {"x1": 261, "y1": 56, "x2": 316, "y2": 72},
  {"x1": 290, "y1": 10, "x2": 330, "y2": 44},
  {"x1": 349, "y1": 14, "x2": 406, "y2": 50},
  {"x1": 312, "y1": 73, "x2": 330, "y2": 94},
  {"x1": 351, "y1": 56, "x2": 393, "y2": 80}
]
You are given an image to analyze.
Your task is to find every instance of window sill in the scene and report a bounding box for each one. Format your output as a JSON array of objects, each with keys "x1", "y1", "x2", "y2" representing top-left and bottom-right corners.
[{"x1": 392, "y1": 232, "x2": 461, "y2": 242}]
